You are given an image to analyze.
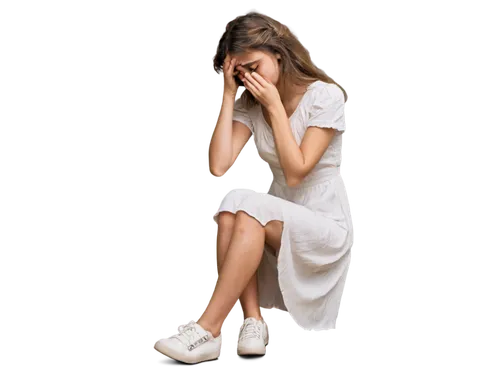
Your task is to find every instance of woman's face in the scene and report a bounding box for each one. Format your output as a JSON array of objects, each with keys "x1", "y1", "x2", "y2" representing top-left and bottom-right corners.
[{"x1": 232, "y1": 50, "x2": 281, "y2": 87}]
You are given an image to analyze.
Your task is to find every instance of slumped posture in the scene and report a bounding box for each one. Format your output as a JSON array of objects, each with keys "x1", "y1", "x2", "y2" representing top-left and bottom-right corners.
[{"x1": 155, "y1": 11, "x2": 354, "y2": 364}]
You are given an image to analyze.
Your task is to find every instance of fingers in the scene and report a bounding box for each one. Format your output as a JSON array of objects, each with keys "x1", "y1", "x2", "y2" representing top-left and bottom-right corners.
[
  {"x1": 237, "y1": 67, "x2": 250, "y2": 83},
  {"x1": 248, "y1": 71, "x2": 266, "y2": 87},
  {"x1": 243, "y1": 76, "x2": 256, "y2": 93},
  {"x1": 245, "y1": 72, "x2": 260, "y2": 88},
  {"x1": 223, "y1": 56, "x2": 238, "y2": 93},
  {"x1": 236, "y1": 66, "x2": 268, "y2": 88},
  {"x1": 224, "y1": 56, "x2": 237, "y2": 76},
  {"x1": 242, "y1": 78, "x2": 257, "y2": 97},
  {"x1": 241, "y1": 70, "x2": 263, "y2": 90},
  {"x1": 235, "y1": 65, "x2": 247, "y2": 73},
  {"x1": 234, "y1": 65, "x2": 249, "y2": 82}
]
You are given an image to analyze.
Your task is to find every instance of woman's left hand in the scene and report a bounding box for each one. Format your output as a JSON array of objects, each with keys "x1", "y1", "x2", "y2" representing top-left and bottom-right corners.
[{"x1": 236, "y1": 66, "x2": 282, "y2": 110}]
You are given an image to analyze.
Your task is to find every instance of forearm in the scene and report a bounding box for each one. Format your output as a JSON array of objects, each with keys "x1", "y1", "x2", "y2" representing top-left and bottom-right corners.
[
  {"x1": 209, "y1": 92, "x2": 236, "y2": 176},
  {"x1": 268, "y1": 104, "x2": 305, "y2": 185}
]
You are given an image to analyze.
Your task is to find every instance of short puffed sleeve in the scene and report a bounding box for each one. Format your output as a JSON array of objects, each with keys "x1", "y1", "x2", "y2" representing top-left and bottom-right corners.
[
  {"x1": 307, "y1": 84, "x2": 346, "y2": 132},
  {"x1": 233, "y1": 97, "x2": 254, "y2": 134}
]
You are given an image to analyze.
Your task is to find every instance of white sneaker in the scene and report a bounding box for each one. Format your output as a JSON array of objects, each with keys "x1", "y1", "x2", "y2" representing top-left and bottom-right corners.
[
  {"x1": 154, "y1": 320, "x2": 222, "y2": 364},
  {"x1": 237, "y1": 317, "x2": 269, "y2": 356}
]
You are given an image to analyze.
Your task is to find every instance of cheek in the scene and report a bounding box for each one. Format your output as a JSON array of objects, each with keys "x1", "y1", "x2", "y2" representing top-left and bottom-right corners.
[
  {"x1": 262, "y1": 68, "x2": 277, "y2": 79},
  {"x1": 269, "y1": 69, "x2": 280, "y2": 85},
  {"x1": 273, "y1": 71, "x2": 282, "y2": 83}
]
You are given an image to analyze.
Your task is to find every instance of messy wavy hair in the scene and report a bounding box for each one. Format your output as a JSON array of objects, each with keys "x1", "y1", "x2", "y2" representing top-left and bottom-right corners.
[{"x1": 213, "y1": 11, "x2": 348, "y2": 110}]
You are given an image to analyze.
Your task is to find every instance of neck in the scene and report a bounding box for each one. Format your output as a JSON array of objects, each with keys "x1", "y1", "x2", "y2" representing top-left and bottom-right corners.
[{"x1": 279, "y1": 81, "x2": 307, "y2": 103}]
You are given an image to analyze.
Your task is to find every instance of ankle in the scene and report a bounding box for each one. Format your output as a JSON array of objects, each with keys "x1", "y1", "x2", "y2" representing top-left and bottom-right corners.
[
  {"x1": 197, "y1": 320, "x2": 221, "y2": 338},
  {"x1": 244, "y1": 314, "x2": 263, "y2": 321}
]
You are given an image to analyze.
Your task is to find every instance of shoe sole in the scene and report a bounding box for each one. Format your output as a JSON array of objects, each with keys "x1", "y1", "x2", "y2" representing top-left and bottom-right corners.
[
  {"x1": 237, "y1": 337, "x2": 269, "y2": 356},
  {"x1": 151, "y1": 345, "x2": 222, "y2": 366},
  {"x1": 154, "y1": 343, "x2": 220, "y2": 364},
  {"x1": 157, "y1": 357, "x2": 219, "y2": 368},
  {"x1": 234, "y1": 339, "x2": 271, "y2": 359}
]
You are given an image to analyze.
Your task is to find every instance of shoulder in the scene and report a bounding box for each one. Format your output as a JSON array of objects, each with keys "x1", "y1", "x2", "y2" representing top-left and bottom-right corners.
[
  {"x1": 234, "y1": 96, "x2": 248, "y2": 110},
  {"x1": 304, "y1": 81, "x2": 347, "y2": 130},
  {"x1": 310, "y1": 82, "x2": 344, "y2": 103}
]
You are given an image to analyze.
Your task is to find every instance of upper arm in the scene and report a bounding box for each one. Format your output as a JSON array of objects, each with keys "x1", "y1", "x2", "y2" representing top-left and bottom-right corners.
[
  {"x1": 229, "y1": 120, "x2": 252, "y2": 167},
  {"x1": 294, "y1": 127, "x2": 336, "y2": 185},
  {"x1": 292, "y1": 84, "x2": 346, "y2": 185},
  {"x1": 226, "y1": 97, "x2": 254, "y2": 171}
]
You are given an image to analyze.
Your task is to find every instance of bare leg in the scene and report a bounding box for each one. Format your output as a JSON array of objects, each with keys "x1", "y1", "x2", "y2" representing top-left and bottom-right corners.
[
  {"x1": 263, "y1": 220, "x2": 284, "y2": 257},
  {"x1": 197, "y1": 211, "x2": 267, "y2": 337},
  {"x1": 216, "y1": 211, "x2": 263, "y2": 322}
]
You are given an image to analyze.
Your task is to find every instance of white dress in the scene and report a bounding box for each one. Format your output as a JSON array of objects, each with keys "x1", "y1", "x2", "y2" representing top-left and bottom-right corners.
[{"x1": 212, "y1": 80, "x2": 354, "y2": 331}]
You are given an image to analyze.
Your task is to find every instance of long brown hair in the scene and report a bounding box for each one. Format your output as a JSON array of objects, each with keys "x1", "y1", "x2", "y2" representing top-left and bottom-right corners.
[{"x1": 213, "y1": 11, "x2": 348, "y2": 110}]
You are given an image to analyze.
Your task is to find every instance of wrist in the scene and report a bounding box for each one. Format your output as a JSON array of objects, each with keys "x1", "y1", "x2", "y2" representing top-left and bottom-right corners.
[
  {"x1": 267, "y1": 102, "x2": 284, "y2": 116},
  {"x1": 223, "y1": 91, "x2": 237, "y2": 101},
  {"x1": 221, "y1": 94, "x2": 238, "y2": 104}
]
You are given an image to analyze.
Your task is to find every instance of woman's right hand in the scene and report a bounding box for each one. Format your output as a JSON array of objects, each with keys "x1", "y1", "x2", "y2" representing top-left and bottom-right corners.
[{"x1": 223, "y1": 54, "x2": 239, "y2": 97}]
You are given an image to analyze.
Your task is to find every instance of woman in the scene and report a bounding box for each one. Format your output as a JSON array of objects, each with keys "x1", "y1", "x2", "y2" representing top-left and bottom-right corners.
[{"x1": 154, "y1": 11, "x2": 353, "y2": 364}]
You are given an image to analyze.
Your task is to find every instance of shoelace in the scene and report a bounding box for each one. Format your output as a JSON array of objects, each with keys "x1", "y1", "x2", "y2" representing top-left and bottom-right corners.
[
  {"x1": 175, "y1": 320, "x2": 194, "y2": 334},
  {"x1": 239, "y1": 319, "x2": 262, "y2": 341},
  {"x1": 177, "y1": 327, "x2": 202, "y2": 346},
  {"x1": 174, "y1": 320, "x2": 205, "y2": 348}
]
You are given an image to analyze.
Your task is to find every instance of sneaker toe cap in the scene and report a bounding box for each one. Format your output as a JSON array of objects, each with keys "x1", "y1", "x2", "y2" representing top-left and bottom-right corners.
[
  {"x1": 154, "y1": 337, "x2": 184, "y2": 356},
  {"x1": 236, "y1": 338, "x2": 266, "y2": 354}
]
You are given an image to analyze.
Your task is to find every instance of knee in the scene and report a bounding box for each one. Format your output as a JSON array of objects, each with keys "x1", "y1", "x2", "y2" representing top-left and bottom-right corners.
[
  {"x1": 264, "y1": 220, "x2": 284, "y2": 252},
  {"x1": 264, "y1": 220, "x2": 283, "y2": 233},
  {"x1": 217, "y1": 211, "x2": 235, "y2": 230},
  {"x1": 234, "y1": 210, "x2": 265, "y2": 233}
]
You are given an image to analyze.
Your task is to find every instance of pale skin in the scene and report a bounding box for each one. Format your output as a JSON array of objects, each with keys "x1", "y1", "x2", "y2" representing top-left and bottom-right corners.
[{"x1": 199, "y1": 49, "x2": 337, "y2": 338}]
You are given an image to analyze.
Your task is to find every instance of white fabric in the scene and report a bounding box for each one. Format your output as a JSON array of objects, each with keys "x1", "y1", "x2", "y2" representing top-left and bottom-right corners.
[{"x1": 213, "y1": 81, "x2": 353, "y2": 331}]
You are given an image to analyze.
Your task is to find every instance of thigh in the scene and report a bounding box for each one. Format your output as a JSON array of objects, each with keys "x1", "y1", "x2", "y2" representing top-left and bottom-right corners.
[
  {"x1": 264, "y1": 220, "x2": 284, "y2": 255},
  {"x1": 217, "y1": 210, "x2": 236, "y2": 229}
]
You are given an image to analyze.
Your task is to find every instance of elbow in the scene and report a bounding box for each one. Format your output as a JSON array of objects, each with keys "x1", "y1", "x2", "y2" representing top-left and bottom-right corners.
[
  {"x1": 210, "y1": 158, "x2": 232, "y2": 177},
  {"x1": 285, "y1": 174, "x2": 303, "y2": 188},
  {"x1": 210, "y1": 167, "x2": 226, "y2": 177},
  {"x1": 209, "y1": 157, "x2": 228, "y2": 177}
]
